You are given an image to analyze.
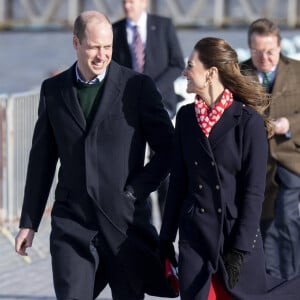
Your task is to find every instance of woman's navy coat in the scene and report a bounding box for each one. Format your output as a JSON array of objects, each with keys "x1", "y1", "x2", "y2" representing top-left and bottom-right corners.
[{"x1": 160, "y1": 100, "x2": 300, "y2": 300}]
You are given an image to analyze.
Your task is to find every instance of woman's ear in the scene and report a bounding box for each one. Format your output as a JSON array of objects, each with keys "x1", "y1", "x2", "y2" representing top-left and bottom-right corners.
[{"x1": 210, "y1": 67, "x2": 218, "y2": 77}]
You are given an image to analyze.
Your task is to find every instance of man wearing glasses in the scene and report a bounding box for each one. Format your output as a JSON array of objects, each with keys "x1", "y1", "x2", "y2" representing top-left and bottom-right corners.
[{"x1": 240, "y1": 18, "x2": 300, "y2": 280}]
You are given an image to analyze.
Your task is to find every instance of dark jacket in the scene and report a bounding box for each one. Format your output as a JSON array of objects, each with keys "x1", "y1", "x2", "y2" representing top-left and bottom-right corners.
[
  {"x1": 160, "y1": 101, "x2": 300, "y2": 299},
  {"x1": 19, "y1": 60, "x2": 176, "y2": 298},
  {"x1": 112, "y1": 14, "x2": 185, "y2": 118}
]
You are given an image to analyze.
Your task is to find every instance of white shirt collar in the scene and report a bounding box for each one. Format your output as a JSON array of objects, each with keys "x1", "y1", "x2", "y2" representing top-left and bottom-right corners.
[
  {"x1": 126, "y1": 11, "x2": 147, "y2": 29},
  {"x1": 258, "y1": 65, "x2": 277, "y2": 84},
  {"x1": 126, "y1": 12, "x2": 147, "y2": 44},
  {"x1": 75, "y1": 63, "x2": 106, "y2": 84}
]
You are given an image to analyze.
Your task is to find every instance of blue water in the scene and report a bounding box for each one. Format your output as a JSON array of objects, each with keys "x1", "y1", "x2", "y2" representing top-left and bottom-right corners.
[{"x1": 1, "y1": 29, "x2": 300, "y2": 94}]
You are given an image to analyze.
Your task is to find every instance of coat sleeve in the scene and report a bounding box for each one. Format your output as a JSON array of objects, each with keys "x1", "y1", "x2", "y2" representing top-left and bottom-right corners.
[
  {"x1": 19, "y1": 81, "x2": 58, "y2": 231},
  {"x1": 232, "y1": 111, "x2": 268, "y2": 252},
  {"x1": 128, "y1": 75, "x2": 175, "y2": 199},
  {"x1": 160, "y1": 108, "x2": 188, "y2": 242}
]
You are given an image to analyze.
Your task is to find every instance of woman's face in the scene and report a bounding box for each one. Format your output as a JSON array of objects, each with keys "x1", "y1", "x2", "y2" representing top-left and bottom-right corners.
[{"x1": 182, "y1": 49, "x2": 210, "y2": 94}]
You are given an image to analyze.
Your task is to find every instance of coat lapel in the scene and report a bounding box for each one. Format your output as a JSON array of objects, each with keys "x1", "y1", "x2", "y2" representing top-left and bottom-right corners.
[
  {"x1": 189, "y1": 101, "x2": 242, "y2": 156},
  {"x1": 209, "y1": 101, "x2": 242, "y2": 149},
  {"x1": 144, "y1": 15, "x2": 157, "y2": 73},
  {"x1": 121, "y1": 19, "x2": 133, "y2": 67},
  {"x1": 272, "y1": 58, "x2": 291, "y2": 96},
  {"x1": 60, "y1": 64, "x2": 86, "y2": 131},
  {"x1": 88, "y1": 61, "x2": 121, "y2": 133},
  {"x1": 189, "y1": 105, "x2": 214, "y2": 158}
]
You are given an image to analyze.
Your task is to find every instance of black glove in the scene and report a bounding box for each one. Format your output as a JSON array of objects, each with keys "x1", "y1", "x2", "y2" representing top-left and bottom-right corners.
[
  {"x1": 224, "y1": 248, "x2": 246, "y2": 289},
  {"x1": 159, "y1": 240, "x2": 178, "y2": 268}
]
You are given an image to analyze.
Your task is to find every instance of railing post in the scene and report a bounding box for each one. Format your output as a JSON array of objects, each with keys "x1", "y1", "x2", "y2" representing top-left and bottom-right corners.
[
  {"x1": 0, "y1": 95, "x2": 7, "y2": 223},
  {"x1": 214, "y1": 0, "x2": 225, "y2": 27},
  {"x1": 67, "y1": 0, "x2": 82, "y2": 28},
  {"x1": 287, "y1": 0, "x2": 298, "y2": 28},
  {"x1": 6, "y1": 96, "x2": 14, "y2": 221}
]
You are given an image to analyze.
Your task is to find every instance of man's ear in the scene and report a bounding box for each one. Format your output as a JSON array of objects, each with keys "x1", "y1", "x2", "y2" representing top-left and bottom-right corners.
[{"x1": 73, "y1": 35, "x2": 78, "y2": 49}]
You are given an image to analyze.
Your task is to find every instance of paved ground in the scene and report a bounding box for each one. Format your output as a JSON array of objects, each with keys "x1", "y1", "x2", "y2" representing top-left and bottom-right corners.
[{"x1": 0, "y1": 197, "x2": 179, "y2": 300}]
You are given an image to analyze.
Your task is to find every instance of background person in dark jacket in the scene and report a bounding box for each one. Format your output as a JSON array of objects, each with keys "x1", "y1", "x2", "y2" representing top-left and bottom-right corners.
[
  {"x1": 112, "y1": 0, "x2": 185, "y2": 219},
  {"x1": 159, "y1": 37, "x2": 300, "y2": 300},
  {"x1": 112, "y1": 0, "x2": 184, "y2": 119},
  {"x1": 15, "y1": 10, "x2": 175, "y2": 300}
]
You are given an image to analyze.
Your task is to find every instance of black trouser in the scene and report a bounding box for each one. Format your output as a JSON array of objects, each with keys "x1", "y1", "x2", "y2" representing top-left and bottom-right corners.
[{"x1": 91, "y1": 233, "x2": 145, "y2": 300}]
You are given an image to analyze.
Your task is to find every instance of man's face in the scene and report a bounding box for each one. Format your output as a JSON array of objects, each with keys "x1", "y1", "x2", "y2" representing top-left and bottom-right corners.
[
  {"x1": 249, "y1": 33, "x2": 281, "y2": 72},
  {"x1": 73, "y1": 19, "x2": 113, "y2": 81},
  {"x1": 123, "y1": 0, "x2": 148, "y2": 22}
]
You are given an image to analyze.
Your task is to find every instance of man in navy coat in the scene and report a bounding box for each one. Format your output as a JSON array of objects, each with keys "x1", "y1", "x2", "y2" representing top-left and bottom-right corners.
[
  {"x1": 15, "y1": 10, "x2": 175, "y2": 300},
  {"x1": 112, "y1": 0, "x2": 185, "y2": 218}
]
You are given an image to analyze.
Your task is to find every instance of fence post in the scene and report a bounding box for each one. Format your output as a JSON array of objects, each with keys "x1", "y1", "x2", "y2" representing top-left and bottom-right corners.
[{"x1": 6, "y1": 95, "x2": 15, "y2": 221}]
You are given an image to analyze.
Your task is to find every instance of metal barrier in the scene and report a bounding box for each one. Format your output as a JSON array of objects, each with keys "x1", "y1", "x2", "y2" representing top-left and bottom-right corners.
[
  {"x1": 0, "y1": 0, "x2": 299, "y2": 29},
  {"x1": 0, "y1": 93, "x2": 8, "y2": 223},
  {"x1": 0, "y1": 90, "x2": 56, "y2": 224}
]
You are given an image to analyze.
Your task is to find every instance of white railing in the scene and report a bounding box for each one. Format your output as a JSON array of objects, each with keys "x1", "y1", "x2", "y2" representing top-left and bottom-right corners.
[{"x1": 0, "y1": 90, "x2": 56, "y2": 224}]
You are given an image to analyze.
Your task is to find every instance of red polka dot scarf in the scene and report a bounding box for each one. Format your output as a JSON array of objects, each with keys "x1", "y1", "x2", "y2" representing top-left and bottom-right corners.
[{"x1": 195, "y1": 88, "x2": 233, "y2": 137}]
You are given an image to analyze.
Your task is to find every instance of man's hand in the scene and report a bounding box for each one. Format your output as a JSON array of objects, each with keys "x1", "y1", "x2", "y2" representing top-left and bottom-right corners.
[
  {"x1": 272, "y1": 117, "x2": 290, "y2": 135},
  {"x1": 15, "y1": 228, "x2": 35, "y2": 256}
]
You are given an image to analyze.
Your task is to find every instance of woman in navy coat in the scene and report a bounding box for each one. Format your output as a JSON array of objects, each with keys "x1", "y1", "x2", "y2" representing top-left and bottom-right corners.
[{"x1": 159, "y1": 37, "x2": 300, "y2": 300}]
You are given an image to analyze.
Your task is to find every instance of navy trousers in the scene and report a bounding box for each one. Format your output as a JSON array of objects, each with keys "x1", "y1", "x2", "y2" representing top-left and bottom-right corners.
[{"x1": 264, "y1": 165, "x2": 300, "y2": 280}]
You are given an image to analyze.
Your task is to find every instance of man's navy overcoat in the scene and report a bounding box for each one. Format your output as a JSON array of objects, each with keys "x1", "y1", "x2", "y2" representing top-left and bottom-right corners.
[{"x1": 19, "y1": 61, "x2": 175, "y2": 298}]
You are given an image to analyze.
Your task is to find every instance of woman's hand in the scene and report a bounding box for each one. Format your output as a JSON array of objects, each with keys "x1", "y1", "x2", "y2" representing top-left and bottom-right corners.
[{"x1": 224, "y1": 248, "x2": 246, "y2": 288}]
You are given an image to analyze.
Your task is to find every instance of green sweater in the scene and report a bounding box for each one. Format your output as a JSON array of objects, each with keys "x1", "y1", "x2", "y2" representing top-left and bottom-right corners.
[{"x1": 76, "y1": 80, "x2": 104, "y2": 126}]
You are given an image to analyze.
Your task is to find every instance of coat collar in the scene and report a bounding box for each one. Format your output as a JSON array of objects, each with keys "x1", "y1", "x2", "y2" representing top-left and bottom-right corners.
[
  {"x1": 60, "y1": 61, "x2": 121, "y2": 133},
  {"x1": 190, "y1": 100, "x2": 244, "y2": 157},
  {"x1": 271, "y1": 57, "x2": 292, "y2": 96},
  {"x1": 143, "y1": 15, "x2": 156, "y2": 72},
  {"x1": 60, "y1": 63, "x2": 86, "y2": 131},
  {"x1": 240, "y1": 55, "x2": 291, "y2": 96},
  {"x1": 88, "y1": 60, "x2": 121, "y2": 133},
  {"x1": 209, "y1": 101, "x2": 243, "y2": 148}
]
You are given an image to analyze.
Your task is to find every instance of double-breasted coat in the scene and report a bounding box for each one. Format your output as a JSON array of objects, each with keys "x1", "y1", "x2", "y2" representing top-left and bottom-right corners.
[
  {"x1": 19, "y1": 61, "x2": 176, "y2": 299},
  {"x1": 160, "y1": 100, "x2": 300, "y2": 300},
  {"x1": 112, "y1": 14, "x2": 185, "y2": 117}
]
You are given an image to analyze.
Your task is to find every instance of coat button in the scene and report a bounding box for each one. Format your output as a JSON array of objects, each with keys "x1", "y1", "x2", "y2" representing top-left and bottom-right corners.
[
  {"x1": 200, "y1": 208, "x2": 205, "y2": 213},
  {"x1": 198, "y1": 184, "x2": 203, "y2": 190},
  {"x1": 194, "y1": 161, "x2": 198, "y2": 166},
  {"x1": 217, "y1": 208, "x2": 222, "y2": 214},
  {"x1": 215, "y1": 185, "x2": 220, "y2": 190},
  {"x1": 211, "y1": 161, "x2": 215, "y2": 166}
]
